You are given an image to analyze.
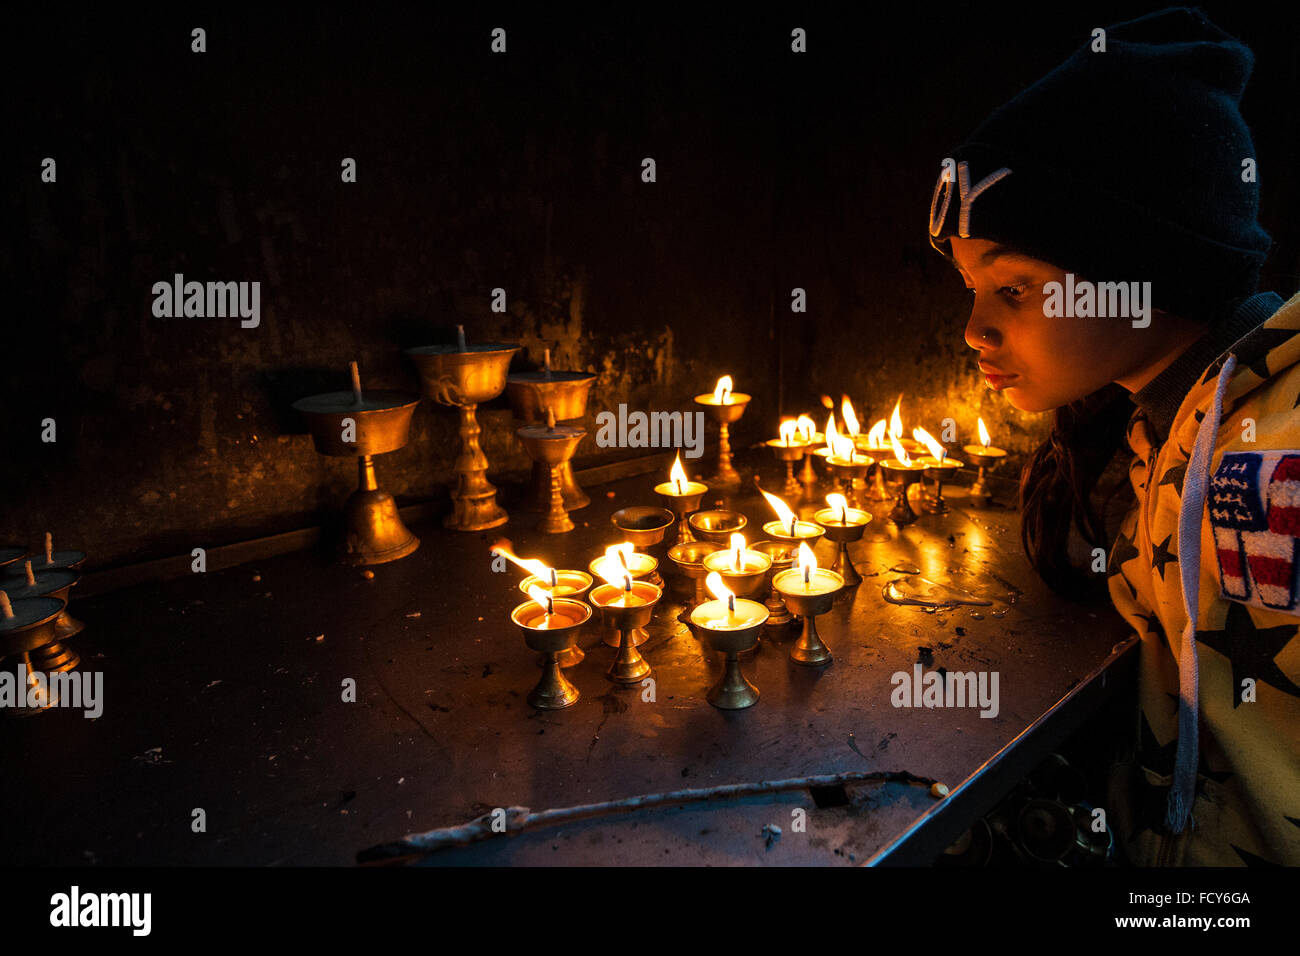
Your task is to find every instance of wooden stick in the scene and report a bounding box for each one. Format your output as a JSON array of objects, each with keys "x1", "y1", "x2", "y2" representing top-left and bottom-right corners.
[{"x1": 357, "y1": 768, "x2": 938, "y2": 863}]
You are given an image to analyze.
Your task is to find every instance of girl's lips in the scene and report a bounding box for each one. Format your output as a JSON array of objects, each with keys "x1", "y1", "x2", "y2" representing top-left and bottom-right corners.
[{"x1": 983, "y1": 372, "x2": 1019, "y2": 390}]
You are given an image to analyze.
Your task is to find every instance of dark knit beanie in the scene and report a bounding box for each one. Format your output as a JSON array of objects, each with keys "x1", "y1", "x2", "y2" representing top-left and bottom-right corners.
[{"x1": 928, "y1": 7, "x2": 1272, "y2": 323}]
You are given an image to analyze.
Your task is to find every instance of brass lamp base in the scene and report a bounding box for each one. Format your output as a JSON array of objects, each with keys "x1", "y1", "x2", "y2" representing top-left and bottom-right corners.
[
  {"x1": 343, "y1": 478, "x2": 420, "y2": 566},
  {"x1": 525, "y1": 460, "x2": 591, "y2": 513}
]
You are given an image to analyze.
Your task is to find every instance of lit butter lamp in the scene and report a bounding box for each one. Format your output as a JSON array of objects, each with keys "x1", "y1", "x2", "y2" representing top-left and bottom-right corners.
[
  {"x1": 694, "y1": 375, "x2": 750, "y2": 491},
  {"x1": 493, "y1": 541, "x2": 593, "y2": 668},
  {"x1": 821, "y1": 415, "x2": 873, "y2": 510},
  {"x1": 516, "y1": 409, "x2": 586, "y2": 534},
  {"x1": 406, "y1": 327, "x2": 520, "y2": 531},
  {"x1": 589, "y1": 567, "x2": 662, "y2": 685},
  {"x1": 879, "y1": 434, "x2": 929, "y2": 528},
  {"x1": 913, "y1": 427, "x2": 963, "y2": 515},
  {"x1": 701, "y1": 533, "x2": 773, "y2": 658},
  {"x1": 757, "y1": 486, "x2": 825, "y2": 550},
  {"x1": 0, "y1": 590, "x2": 68, "y2": 713},
  {"x1": 688, "y1": 572, "x2": 769, "y2": 709},
  {"x1": 293, "y1": 362, "x2": 422, "y2": 564},
  {"x1": 589, "y1": 544, "x2": 658, "y2": 647},
  {"x1": 701, "y1": 533, "x2": 773, "y2": 600},
  {"x1": 859, "y1": 418, "x2": 893, "y2": 503},
  {"x1": 772, "y1": 542, "x2": 843, "y2": 667},
  {"x1": 654, "y1": 453, "x2": 708, "y2": 547},
  {"x1": 813, "y1": 493, "x2": 871, "y2": 588},
  {"x1": 963, "y1": 418, "x2": 1008, "y2": 508},
  {"x1": 511, "y1": 585, "x2": 592, "y2": 710},
  {"x1": 766, "y1": 418, "x2": 810, "y2": 499},
  {"x1": 505, "y1": 346, "x2": 596, "y2": 513},
  {"x1": 794, "y1": 414, "x2": 821, "y2": 496}
]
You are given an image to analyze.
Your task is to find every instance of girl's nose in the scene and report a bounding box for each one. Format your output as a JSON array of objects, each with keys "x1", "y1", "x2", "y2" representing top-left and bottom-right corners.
[{"x1": 964, "y1": 308, "x2": 1002, "y2": 351}]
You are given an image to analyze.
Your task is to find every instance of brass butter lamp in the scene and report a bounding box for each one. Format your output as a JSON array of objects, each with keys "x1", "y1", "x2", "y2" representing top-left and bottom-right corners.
[
  {"x1": 293, "y1": 363, "x2": 421, "y2": 564},
  {"x1": 694, "y1": 375, "x2": 750, "y2": 492},
  {"x1": 506, "y1": 348, "x2": 595, "y2": 513},
  {"x1": 406, "y1": 328, "x2": 520, "y2": 531},
  {"x1": 688, "y1": 572, "x2": 768, "y2": 709},
  {"x1": 512, "y1": 588, "x2": 592, "y2": 710}
]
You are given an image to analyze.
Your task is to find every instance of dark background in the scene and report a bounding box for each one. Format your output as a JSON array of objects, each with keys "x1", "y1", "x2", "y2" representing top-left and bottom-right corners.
[{"x1": 5, "y1": 3, "x2": 1297, "y2": 569}]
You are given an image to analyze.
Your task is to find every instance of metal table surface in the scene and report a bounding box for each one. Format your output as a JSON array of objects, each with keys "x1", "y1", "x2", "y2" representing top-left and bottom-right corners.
[{"x1": 0, "y1": 464, "x2": 1134, "y2": 866}]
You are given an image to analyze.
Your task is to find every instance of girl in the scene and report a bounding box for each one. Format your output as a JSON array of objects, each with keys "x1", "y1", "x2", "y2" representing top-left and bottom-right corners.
[{"x1": 928, "y1": 8, "x2": 1299, "y2": 865}]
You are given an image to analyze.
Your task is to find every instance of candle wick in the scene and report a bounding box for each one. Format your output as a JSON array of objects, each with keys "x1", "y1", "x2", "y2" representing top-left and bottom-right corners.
[
  {"x1": 0, "y1": 592, "x2": 12, "y2": 619},
  {"x1": 25, "y1": 560, "x2": 36, "y2": 588},
  {"x1": 841, "y1": 506, "x2": 847, "y2": 525},
  {"x1": 789, "y1": 517, "x2": 796, "y2": 537},
  {"x1": 547, "y1": 596, "x2": 554, "y2": 616},
  {"x1": 727, "y1": 594, "x2": 735, "y2": 613},
  {"x1": 456, "y1": 325, "x2": 467, "y2": 352},
  {"x1": 675, "y1": 478, "x2": 682, "y2": 494},
  {"x1": 617, "y1": 550, "x2": 629, "y2": 570},
  {"x1": 804, "y1": 565, "x2": 811, "y2": 585}
]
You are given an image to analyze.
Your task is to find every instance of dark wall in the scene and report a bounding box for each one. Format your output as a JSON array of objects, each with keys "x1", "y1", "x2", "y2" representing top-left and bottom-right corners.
[{"x1": 5, "y1": 4, "x2": 1297, "y2": 568}]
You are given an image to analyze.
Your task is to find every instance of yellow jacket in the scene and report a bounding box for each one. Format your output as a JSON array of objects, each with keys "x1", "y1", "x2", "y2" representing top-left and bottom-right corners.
[{"x1": 1108, "y1": 290, "x2": 1300, "y2": 865}]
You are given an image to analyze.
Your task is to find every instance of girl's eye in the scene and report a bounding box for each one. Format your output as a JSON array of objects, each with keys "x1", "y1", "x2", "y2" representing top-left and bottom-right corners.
[{"x1": 999, "y1": 284, "x2": 1028, "y2": 299}]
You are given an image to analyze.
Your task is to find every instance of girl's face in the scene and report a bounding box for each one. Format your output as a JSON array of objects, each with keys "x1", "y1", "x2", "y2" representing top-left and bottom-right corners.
[{"x1": 948, "y1": 236, "x2": 1193, "y2": 413}]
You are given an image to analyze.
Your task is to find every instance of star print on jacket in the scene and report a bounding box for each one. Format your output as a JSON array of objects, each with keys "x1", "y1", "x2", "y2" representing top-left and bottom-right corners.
[{"x1": 1195, "y1": 600, "x2": 1300, "y2": 709}]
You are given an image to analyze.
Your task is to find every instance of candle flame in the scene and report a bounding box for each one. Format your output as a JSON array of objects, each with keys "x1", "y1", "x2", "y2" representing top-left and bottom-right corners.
[
  {"x1": 490, "y1": 541, "x2": 552, "y2": 581},
  {"x1": 795, "y1": 541, "x2": 818, "y2": 576},
  {"x1": 779, "y1": 419, "x2": 798, "y2": 445},
  {"x1": 820, "y1": 394, "x2": 834, "y2": 409},
  {"x1": 978, "y1": 417, "x2": 991, "y2": 447},
  {"x1": 670, "y1": 452, "x2": 688, "y2": 492},
  {"x1": 890, "y1": 432, "x2": 912, "y2": 467},
  {"x1": 712, "y1": 375, "x2": 734, "y2": 404},
  {"x1": 890, "y1": 397, "x2": 904, "y2": 440},
  {"x1": 841, "y1": 396, "x2": 860, "y2": 437},
  {"x1": 796, "y1": 415, "x2": 816, "y2": 442},
  {"x1": 824, "y1": 414, "x2": 839, "y2": 454},
  {"x1": 705, "y1": 571, "x2": 735, "y2": 604},
  {"x1": 914, "y1": 426, "x2": 945, "y2": 462},
  {"x1": 758, "y1": 487, "x2": 797, "y2": 528},
  {"x1": 595, "y1": 563, "x2": 634, "y2": 593},
  {"x1": 730, "y1": 532, "x2": 746, "y2": 571},
  {"x1": 527, "y1": 584, "x2": 554, "y2": 618},
  {"x1": 604, "y1": 542, "x2": 635, "y2": 570},
  {"x1": 867, "y1": 419, "x2": 887, "y2": 448},
  {"x1": 826, "y1": 492, "x2": 849, "y2": 516},
  {"x1": 830, "y1": 422, "x2": 855, "y2": 461}
]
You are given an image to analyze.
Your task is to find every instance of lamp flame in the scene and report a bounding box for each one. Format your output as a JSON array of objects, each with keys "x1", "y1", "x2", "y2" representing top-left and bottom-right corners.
[
  {"x1": 779, "y1": 419, "x2": 798, "y2": 445},
  {"x1": 978, "y1": 417, "x2": 991, "y2": 447},
  {"x1": 490, "y1": 542, "x2": 552, "y2": 581},
  {"x1": 890, "y1": 432, "x2": 912, "y2": 467},
  {"x1": 595, "y1": 562, "x2": 634, "y2": 594},
  {"x1": 796, "y1": 415, "x2": 816, "y2": 442},
  {"x1": 824, "y1": 414, "x2": 839, "y2": 454},
  {"x1": 527, "y1": 584, "x2": 554, "y2": 618},
  {"x1": 841, "y1": 396, "x2": 860, "y2": 437},
  {"x1": 712, "y1": 375, "x2": 734, "y2": 404},
  {"x1": 670, "y1": 452, "x2": 688, "y2": 493},
  {"x1": 826, "y1": 492, "x2": 849, "y2": 522},
  {"x1": 705, "y1": 571, "x2": 735, "y2": 604},
  {"x1": 730, "y1": 532, "x2": 747, "y2": 571},
  {"x1": 914, "y1": 426, "x2": 945, "y2": 463},
  {"x1": 890, "y1": 397, "x2": 904, "y2": 440},
  {"x1": 867, "y1": 419, "x2": 887, "y2": 449},
  {"x1": 759, "y1": 486, "x2": 798, "y2": 529},
  {"x1": 795, "y1": 541, "x2": 818, "y2": 581}
]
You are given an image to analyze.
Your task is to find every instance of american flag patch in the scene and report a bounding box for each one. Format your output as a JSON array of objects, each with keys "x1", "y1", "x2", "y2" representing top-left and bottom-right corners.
[{"x1": 1209, "y1": 452, "x2": 1300, "y2": 612}]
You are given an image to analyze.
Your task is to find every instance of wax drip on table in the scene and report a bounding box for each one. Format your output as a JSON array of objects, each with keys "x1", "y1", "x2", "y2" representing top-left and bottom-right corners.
[{"x1": 882, "y1": 575, "x2": 992, "y2": 608}]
